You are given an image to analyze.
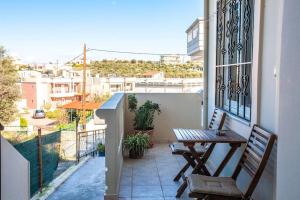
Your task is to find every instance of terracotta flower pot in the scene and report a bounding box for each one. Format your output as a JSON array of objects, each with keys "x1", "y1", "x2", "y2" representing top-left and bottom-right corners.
[{"x1": 134, "y1": 129, "x2": 154, "y2": 148}]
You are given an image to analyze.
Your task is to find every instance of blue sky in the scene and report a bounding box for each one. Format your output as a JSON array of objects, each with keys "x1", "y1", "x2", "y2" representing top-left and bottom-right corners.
[{"x1": 0, "y1": 0, "x2": 203, "y2": 63}]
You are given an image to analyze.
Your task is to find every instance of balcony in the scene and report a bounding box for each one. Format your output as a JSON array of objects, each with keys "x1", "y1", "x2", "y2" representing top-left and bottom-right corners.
[
  {"x1": 94, "y1": 92, "x2": 276, "y2": 200},
  {"x1": 95, "y1": 92, "x2": 204, "y2": 199},
  {"x1": 2, "y1": 92, "x2": 276, "y2": 200},
  {"x1": 49, "y1": 91, "x2": 76, "y2": 98},
  {"x1": 187, "y1": 37, "x2": 204, "y2": 57}
]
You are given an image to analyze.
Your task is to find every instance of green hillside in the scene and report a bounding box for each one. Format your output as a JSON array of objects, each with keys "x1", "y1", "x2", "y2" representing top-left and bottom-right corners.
[{"x1": 73, "y1": 60, "x2": 202, "y2": 78}]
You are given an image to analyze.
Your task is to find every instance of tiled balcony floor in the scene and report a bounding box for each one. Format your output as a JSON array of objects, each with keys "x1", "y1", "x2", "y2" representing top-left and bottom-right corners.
[
  {"x1": 47, "y1": 157, "x2": 105, "y2": 200},
  {"x1": 119, "y1": 143, "x2": 194, "y2": 200}
]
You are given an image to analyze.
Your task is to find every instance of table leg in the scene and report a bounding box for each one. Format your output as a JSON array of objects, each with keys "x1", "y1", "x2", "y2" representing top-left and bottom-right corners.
[
  {"x1": 213, "y1": 143, "x2": 240, "y2": 177},
  {"x1": 173, "y1": 162, "x2": 190, "y2": 181},
  {"x1": 176, "y1": 143, "x2": 216, "y2": 198}
]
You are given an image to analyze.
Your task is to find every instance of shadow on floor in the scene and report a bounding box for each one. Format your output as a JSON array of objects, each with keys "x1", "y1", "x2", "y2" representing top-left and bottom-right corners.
[{"x1": 47, "y1": 156, "x2": 105, "y2": 200}]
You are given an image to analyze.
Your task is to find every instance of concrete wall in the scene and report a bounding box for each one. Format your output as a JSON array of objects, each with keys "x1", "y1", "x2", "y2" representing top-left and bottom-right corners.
[
  {"x1": 1, "y1": 136, "x2": 30, "y2": 200},
  {"x1": 276, "y1": 1, "x2": 300, "y2": 199},
  {"x1": 60, "y1": 131, "x2": 76, "y2": 160},
  {"x1": 124, "y1": 93, "x2": 203, "y2": 142},
  {"x1": 206, "y1": 0, "x2": 280, "y2": 199},
  {"x1": 95, "y1": 93, "x2": 125, "y2": 200}
]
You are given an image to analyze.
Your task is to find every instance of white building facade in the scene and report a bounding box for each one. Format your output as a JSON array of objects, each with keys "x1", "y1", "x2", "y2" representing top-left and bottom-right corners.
[
  {"x1": 186, "y1": 17, "x2": 204, "y2": 65},
  {"x1": 205, "y1": 0, "x2": 300, "y2": 199}
]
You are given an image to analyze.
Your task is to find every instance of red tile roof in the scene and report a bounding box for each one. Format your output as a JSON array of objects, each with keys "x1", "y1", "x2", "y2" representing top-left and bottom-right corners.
[
  {"x1": 142, "y1": 71, "x2": 161, "y2": 76},
  {"x1": 62, "y1": 101, "x2": 100, "y2": 110}
]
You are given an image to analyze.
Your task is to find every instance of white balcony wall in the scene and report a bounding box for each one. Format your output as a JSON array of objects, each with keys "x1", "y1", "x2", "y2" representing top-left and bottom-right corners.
[
  {"x1": 1, "y1": 136, "x2": 30, "y2": 200},
  {"x1": 95, "y1": 93, "x2": 125, "y2": 200},
  {"x1": 124, "y1": 93, "x2": 203, "y2": 143}
]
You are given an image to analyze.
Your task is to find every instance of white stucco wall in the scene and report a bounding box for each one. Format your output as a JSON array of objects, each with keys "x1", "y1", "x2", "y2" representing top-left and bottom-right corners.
[
  {"x1": 124, "y1": 93, "x2": 203, "y2": 143},
  {"x1": 1, "y1": 136, "x2": 30, "y2": 200},
  {"x1": 276, "y1": 0, "x2": 300, "y2": 199},
  {"x1": 36, "y1": 79, "x2": 50, "y2": 109}
]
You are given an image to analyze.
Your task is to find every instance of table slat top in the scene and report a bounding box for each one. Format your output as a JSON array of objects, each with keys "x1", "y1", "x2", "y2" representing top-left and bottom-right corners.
[{"x1": 173, "y1": 128, "x2": 247, "y2": 144}]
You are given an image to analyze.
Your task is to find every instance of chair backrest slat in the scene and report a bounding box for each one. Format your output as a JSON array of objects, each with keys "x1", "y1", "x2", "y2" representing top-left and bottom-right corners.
[
  {"x1": 242, "y1": 159, "x2": 256, "y2": 177},
  {"x1": 232, "y1": 125, "x2": 276, "y2": 199},
  {"x1": 208, "y1": 109, "x2": 226, "y2": 130},
  {"x1": 247, "y1": 140, "x2": 264, "y2": 157}
]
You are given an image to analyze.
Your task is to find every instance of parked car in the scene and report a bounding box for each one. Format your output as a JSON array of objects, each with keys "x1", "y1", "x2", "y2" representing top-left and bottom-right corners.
[{"x1": 33, "y1": 109, "x2": 45, "y2": 119}]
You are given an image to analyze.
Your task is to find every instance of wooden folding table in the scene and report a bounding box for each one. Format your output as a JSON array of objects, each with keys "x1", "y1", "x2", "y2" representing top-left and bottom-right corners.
[{"x1": 173, "y1": 128, "x2": 247, "y2": 197}]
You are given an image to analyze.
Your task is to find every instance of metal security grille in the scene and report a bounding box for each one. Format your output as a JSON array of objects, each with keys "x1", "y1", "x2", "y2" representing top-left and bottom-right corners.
[{"x1": 215, "y1": 0, "x2": 254, "y2": 121}]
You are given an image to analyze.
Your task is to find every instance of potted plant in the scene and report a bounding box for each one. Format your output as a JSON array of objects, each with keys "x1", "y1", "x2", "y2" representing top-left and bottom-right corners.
[
  {"x1": 97, "y1": 143, "x2": 105, "y2": 157},
  {"x1": 128, "y1": 94, "x2": 161, "y2": 147},
  {"x1": 124, "y1": 133, "x2": 150, "y2": 159}
]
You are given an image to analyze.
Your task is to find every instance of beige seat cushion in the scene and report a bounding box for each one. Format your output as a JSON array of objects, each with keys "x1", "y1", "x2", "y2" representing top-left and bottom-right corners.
[
  {"x1": 170, "y1": 143, "x2": 207, "y2": 155},
  {"x1": 187, "y1": 174, "x2": 243, "y2": 197}
]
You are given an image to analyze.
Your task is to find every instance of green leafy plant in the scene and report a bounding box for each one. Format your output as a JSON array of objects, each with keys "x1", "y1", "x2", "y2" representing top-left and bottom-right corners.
[
  {"x1": 0, "y1": 47, "x2": 20, "y2": 123},
  {"x1": 46, "y1": 110, "x2": 60, "y2": 119},
  {"x1": 128, "y1": 95, "x2": 161, "y2": 130},
  {"x1": 57, "y1": 122, "x2": 76, "y2": 131},
  {"x1": 20, "y1": 117, "x2": 28, "y2": 127},
  {"x1": 124, "y1": 133, "x2": 150, "y2": 158},
  {"x1": 128, "y1": 94, "x2": 137, "y2": 112},
  {"x1": 97, "y1": 143, "x2": 105, "y2": 153}
]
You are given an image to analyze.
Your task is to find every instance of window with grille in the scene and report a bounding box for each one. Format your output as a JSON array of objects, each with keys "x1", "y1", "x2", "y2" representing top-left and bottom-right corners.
[{"x1": 215, "y1": 0, "x2": 254, "y2": 121}]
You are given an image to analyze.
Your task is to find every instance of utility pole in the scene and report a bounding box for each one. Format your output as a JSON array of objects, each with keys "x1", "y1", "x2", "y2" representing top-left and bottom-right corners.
[{"x1": 81, "y1": 44, "x2": 87, "y2": 131}]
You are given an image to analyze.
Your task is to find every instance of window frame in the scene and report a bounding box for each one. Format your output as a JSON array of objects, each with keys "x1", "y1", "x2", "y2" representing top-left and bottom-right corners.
[{"x1": 215, "y1": 0, "x2": 254, "y2": 122}]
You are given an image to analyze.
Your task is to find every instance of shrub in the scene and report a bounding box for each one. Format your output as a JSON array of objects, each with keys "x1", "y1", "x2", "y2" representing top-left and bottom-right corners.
[
  {"x1": 46, "y1": 109, "x2": 68, "y2": 124},
  {"x1": 124, "y1": 132, "x2": 150, "y2": 155},
  {"x1": 128, "y1": 94, "x2": 161, "y2": 130},
  {"x1": 46, "y1": 110, "x2": 59, "y2": 119},
  {"x1": 57, "y1": 122, "x2": 76, "y2": 131},
  {"x1": 97, "y1": 143, "x2": 105, "y2": 153},
  {"x1": 20, "y1": 117, "x2": 28, "y2": 127}
]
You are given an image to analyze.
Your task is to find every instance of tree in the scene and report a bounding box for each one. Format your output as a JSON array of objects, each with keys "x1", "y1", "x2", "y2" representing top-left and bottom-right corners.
[
  {"x1": 43, "y1": 102, "x2": 52, "y2": 112},
  {"x1": 0, "y1": 46, "x2": 20, "y2": 123}
]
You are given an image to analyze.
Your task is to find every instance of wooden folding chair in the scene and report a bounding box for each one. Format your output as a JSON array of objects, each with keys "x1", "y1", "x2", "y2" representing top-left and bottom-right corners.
[
  {"x1": 169, "y1": 108, "x2": 226, "y2": 181},
  {"x1": 187, "y1": 125, "x2": 277, "y2": 200}
]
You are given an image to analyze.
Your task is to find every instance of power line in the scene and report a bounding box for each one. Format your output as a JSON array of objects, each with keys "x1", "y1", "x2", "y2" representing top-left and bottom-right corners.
[
  {"x1": 62, "y1": 52, "x2": 84, "y2": 66},
  {"x1": 61, "y1": 48, "x2": 187, "y2": 66},
  {"x1": 87, "y1": 48, "x2": 186, "y2": 56}
]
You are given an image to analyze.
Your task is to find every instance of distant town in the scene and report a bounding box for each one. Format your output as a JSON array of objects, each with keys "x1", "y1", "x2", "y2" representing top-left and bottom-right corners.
[{"x1": 14, "y1": 18, "x2": 204, "y2": 115}]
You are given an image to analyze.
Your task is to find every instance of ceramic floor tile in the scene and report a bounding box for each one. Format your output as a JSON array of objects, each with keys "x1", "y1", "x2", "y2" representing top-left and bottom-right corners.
[
  {"x1": 132, "y1": 175, "x2": 160, "y2": 186},
  {"x1": 120, "y1": 143, "x2": 194, "y2": 199},
  {"x1": 119, "y1": 185, "x2": 132, "y2": 198},
  {"x1": 132, "y1": 185, "x2": 163, "y2": 197}
]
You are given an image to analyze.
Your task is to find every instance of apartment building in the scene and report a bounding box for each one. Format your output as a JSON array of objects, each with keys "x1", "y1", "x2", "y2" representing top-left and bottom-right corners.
[
  {"x1": 186, "y1": 17, "x2": 204, "y2": 67},
  {"x1": 19, "y1": 68, "x2": 137, "y2": 109},
  {"x1": 160, "y1": 54, "x2": 183, "y2": 65},
  {"x1": 141, "y1": 71, "x2": 165, "y2": 79}
]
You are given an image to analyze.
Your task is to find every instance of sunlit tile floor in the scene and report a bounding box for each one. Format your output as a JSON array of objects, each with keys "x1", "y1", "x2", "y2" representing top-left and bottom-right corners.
[
  {"x1": 119, "y1": 143, "x2": 194, "y2": 200},
  {"x1": 47, "y1": 157, "x2": 105, "y2": 200}
]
